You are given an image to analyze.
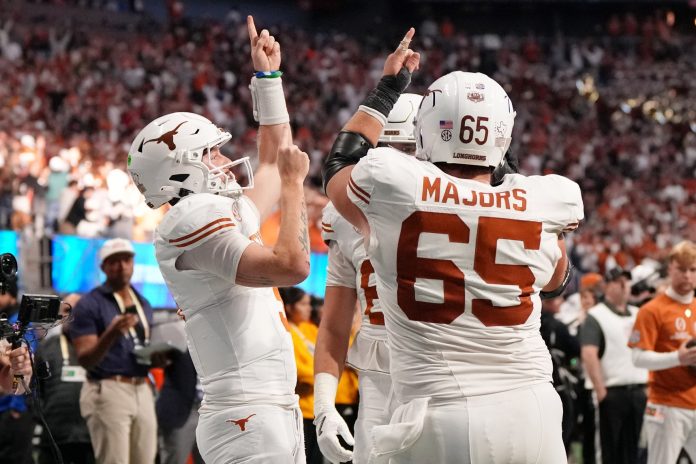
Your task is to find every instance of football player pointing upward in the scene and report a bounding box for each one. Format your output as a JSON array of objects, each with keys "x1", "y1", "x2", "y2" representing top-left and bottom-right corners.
[
  {"x1": 323, "y1": 28, "x2": 582, "y2": 463},
  {"x1": 314, "y1": 93, "x2": 422, "y2": 464},
  {"x1": 128, "y1": 16, "x2": 310, "y2": 464}
]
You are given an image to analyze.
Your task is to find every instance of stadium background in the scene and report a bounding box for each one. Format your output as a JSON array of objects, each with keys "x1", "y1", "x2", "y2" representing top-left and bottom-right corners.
[{"x1": 1, "y1": 0, "x2": 694, "y2": 309}]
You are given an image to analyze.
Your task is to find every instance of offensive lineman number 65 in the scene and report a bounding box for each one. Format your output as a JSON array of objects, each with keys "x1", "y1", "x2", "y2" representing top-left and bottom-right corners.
[
  {"x1": 396, "y1": 211, "x2": 542, "y2": 327},
  {"x1": 460, "y1": 116, "x2": 489, "y2": 145}
]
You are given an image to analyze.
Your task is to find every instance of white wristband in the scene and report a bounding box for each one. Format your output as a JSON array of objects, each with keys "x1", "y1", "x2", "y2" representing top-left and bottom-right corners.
[
  {"x1": 314, "y1": 372, "x2": 339, "y2": 413},
  {"x1": 358, "y1": 105, "x2": 387, "y2": 126},
  {"x1": 249, "y1": 77, "x2": 290, "y2": 125}
]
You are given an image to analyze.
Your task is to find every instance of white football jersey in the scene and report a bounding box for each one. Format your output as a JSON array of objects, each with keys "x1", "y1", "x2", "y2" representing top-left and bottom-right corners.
[
  {"x1": 155, "y1": 193, "x2": 297, "y2": 409},
  {"x1": 348, "y1": 147, "x2": 584, "y2": 401},
  {"x1": 322, "y1": 202, "x2": 389, "y2": 373}
]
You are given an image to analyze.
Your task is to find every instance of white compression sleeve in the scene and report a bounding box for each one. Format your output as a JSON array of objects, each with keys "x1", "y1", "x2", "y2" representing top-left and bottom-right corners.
[{"x1": 631, "y1": 348, "x2": 680, "y2": 371}]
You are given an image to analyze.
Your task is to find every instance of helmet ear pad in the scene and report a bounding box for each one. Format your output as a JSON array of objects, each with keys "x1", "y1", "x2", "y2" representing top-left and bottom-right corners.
[
  {"x1": 168, "y1": 167, "x2": 206, "y2": 197},
  {"x1": 414, "y1": 71, "x2": 516, "y2": 168}
]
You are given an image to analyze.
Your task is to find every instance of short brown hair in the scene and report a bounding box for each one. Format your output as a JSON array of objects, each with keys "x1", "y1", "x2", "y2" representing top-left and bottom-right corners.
[{"x1": 668, "y1": 241, "x2": 696, "y2": 267}]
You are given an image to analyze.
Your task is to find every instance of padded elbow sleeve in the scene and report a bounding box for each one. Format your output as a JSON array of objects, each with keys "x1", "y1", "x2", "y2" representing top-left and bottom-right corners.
[{"x1": 322, "y1": 131, "x2": 374, "y2": 193}]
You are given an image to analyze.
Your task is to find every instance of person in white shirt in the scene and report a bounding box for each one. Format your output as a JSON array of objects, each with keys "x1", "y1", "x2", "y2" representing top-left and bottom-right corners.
[{"x1": 581, "y1": 267, "x2": 649, "y2": 464}]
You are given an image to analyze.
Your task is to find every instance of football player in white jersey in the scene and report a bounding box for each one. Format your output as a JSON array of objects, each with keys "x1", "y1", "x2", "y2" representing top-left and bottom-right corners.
[
  {"x1": 128, "y1": 17, "x2": 310, "y2": 464},
  {"x1": 313, "y1": 93, "x2": 421, "y2": 464},
  {"x1": 322, "y1": 29, "x2": 582, "y2": 463}
]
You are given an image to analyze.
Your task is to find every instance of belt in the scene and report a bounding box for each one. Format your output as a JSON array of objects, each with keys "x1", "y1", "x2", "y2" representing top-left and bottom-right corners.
[
  {"x1": 607, "y1": 384, "x2": 646, "y2": 391},
  {"x1": 90, "y1": 375, "x2": 147, "y2": 385}
]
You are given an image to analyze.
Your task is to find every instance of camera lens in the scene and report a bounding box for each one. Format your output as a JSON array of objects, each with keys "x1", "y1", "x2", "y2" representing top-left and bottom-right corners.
[{"x1": 0, "y1": 253, "x2": 18, "y2": 279}]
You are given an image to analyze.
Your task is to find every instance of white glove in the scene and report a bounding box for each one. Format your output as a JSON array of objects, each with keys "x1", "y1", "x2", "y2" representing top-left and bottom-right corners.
[
  {"x1": 314, "y1": 373, "x2": 355, "y2": 463},
  {"x1": 315, "y1": 407, "x2": 355, "y2": 463}
]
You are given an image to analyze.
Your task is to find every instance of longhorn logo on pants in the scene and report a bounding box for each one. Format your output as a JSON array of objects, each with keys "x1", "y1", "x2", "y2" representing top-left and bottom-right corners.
[{"x1": 226, "y1": 414, "x2": 256, "y2": 431}]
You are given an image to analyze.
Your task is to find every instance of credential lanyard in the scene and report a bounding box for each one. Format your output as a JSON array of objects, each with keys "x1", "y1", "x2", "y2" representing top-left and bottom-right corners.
[
  {"x1": 113, "y1": 288, "x2": 150, "y2": 345},
  {"x1": 59, "y1": 334, "x2": 71, "y2": 366}
]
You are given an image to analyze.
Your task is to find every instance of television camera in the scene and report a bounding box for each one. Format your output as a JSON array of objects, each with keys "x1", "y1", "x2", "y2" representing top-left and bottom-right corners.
[{"x1": 1, "y1": 252, "x2": 61, "y2": 389}]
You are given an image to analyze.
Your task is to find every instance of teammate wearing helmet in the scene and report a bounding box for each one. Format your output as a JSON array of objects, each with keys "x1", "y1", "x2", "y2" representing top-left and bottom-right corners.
[
  {"x1": 313, "y1": 93, "x2": 421, "y2": 464},
  {"x1": 128, "y1": 17, "x2": 310, "y2": 464},
  {"x1": 322, "y1": 28, "x2": 582, "y2": 463}
]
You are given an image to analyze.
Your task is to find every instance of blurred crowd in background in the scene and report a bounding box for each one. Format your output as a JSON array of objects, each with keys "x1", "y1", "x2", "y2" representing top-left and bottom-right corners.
[
  {"x1": 0, "y1": 1, "x2": 694, "y2": 464},
  {"x1": 0, "y1": 1, "x2": 694, "y2": 273}
]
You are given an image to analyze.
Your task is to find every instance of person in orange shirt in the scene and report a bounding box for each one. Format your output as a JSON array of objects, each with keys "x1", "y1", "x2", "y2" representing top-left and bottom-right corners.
[{"x1": 629, "y1": 240, "x2": 696, "y2": 464}]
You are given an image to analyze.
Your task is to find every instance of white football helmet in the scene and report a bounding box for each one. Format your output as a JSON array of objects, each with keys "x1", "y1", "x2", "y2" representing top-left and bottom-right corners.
[
  {"x1": 127, "y1": 112, "x2": 253, "y2": 208},
  {"x1": 378, "y1": 93, "x2": 421, "y2": 145},
  {"x1": 414, "y1": 71, "x2": 516, "y2": 167}
]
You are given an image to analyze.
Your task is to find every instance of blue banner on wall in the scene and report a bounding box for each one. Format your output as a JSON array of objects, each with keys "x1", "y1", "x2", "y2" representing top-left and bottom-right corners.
[
  {"x1": 0, "y1": 230, "x2": 19, "y2": 258},
  {"x1": 52, "y1": 235, "x2": 177, "y2": 308},
  {"x1": 298, "y1": 252, "x2": 328, "y2": 299},
  {"x1": 51, "y1": 235, "x2": 329, "y2": 307}
]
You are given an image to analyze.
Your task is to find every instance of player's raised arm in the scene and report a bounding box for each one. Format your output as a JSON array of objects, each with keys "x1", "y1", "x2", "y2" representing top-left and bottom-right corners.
[
  {"x1": 245, "y1": 15, "x2": 293, "y2": 221},
  {"x1": 322, "y1": 28, "x2": 420, "y2": 233}
]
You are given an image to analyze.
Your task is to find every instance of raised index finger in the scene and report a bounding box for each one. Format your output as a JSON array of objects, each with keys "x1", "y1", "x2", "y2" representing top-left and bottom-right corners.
[
  {"x1": 402, "y1": 27, "x2": 415, "y2": 43},
  {"x1": 396, "y1": 27, "x2": 415, "y2": 52},
  {"x1": 247, "y1": 15, "x2": 258, "y2": 41}
]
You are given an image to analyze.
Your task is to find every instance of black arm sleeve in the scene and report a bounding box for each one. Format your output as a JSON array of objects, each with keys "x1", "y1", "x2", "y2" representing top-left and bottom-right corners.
[{"x1": 322, "y1": 131, "x2": 373, "y2": 193}]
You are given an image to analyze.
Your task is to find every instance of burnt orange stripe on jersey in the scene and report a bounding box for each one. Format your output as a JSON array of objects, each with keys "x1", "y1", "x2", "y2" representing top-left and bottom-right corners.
[
  {"x1": 173, "y1": 223, "x2": 235, "y2": 248},
  {"x1": 349, "y1": 176, "x2": 370, "y2": 199},
  {"x1": 348, "y1": 178, "x2": 370, "y2": 204},
  {"x1": 321, "y1": 222, "x2": 334, "y2": 231},
  {"x1": 168, "y1": 217, "x2": 235, "y2": 244}
]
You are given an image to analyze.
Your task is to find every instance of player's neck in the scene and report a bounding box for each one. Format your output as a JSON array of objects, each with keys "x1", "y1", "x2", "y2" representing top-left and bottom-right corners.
[
  {"x1": 434, "y1": 163, "x2": 492, "y2": 184},
  {"x1": 666, "y1": 286, "x2": 694, "y2": 304}
]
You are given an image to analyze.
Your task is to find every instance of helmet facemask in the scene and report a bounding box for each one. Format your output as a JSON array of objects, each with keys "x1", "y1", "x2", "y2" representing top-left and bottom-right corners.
[
  {"x1": 202, "y1": 150, "x2": 255, "y2": 199},
  {"x1": 166, "y1": 143, "x2": 254, "y2": 201}
]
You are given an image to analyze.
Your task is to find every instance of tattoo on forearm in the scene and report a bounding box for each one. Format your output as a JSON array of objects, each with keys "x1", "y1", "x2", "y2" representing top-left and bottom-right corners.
[{"x1": 299, "y1": 200, "x2": 310, "y2": 256}]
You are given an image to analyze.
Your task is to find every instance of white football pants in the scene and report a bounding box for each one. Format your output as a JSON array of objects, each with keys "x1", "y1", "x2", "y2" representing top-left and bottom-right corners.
[
  {"x1": 370, "y1": 382, "x2": 566, "y2": 464},
  {"x1": 196, "y1": 403, "x2": 306, "y2": 464},
  {"x1": 643, "y1": 402, "x2": 696, "y2": 464},
  {"x1": 353, "y1": 370, "x2": 392, "y2": 464}
]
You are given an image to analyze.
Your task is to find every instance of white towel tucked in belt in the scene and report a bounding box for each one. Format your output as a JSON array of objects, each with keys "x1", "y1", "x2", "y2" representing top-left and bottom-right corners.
[{"x1": 367, "y1": 397, "x2": 430, "y2": 464}]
